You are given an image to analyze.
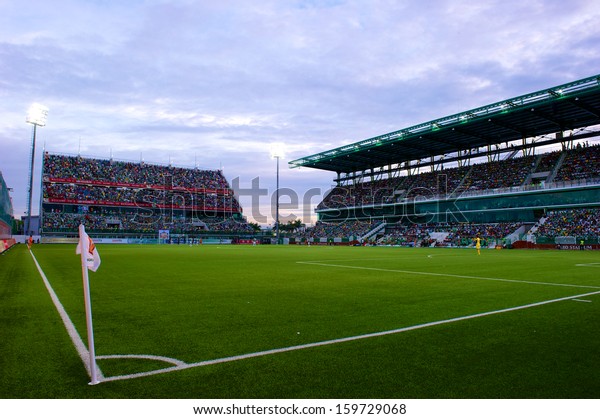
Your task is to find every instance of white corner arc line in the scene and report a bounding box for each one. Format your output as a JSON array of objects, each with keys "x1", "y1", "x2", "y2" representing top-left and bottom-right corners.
[
  {"x1": 97, "y1": 354, "x2": 187, "y2": 367},
  {"x1": 297, "y1": 261, "x2": 600, "y2": 289},
  {"x1": 29, "y1": 250, "x2": 105, "y2": 381},
  {"x1": 100, "y1": 288, "x2": 600, "y2": 384}
]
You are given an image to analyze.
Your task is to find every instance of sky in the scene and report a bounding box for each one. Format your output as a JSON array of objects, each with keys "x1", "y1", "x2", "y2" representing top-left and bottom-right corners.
[{"x1": 1, "y1": 0, "x2": 599, "y2": 226}]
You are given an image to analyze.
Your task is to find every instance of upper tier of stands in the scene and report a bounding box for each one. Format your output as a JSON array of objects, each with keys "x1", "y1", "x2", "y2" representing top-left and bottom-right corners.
[
  {"x1": 318, "y1": 144, "x2": 600, "y2": 210},
  {"x1": 44, "y1": 153, "x2": 229, "y2": 189},
  {"x1": 554, "y1": 144, "x2": 600, "y2": 182}
]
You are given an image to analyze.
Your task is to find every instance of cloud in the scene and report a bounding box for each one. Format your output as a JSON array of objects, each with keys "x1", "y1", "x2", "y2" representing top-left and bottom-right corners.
[{"x1": 1, "y1": 0, "x2": 600, "y2": 224}]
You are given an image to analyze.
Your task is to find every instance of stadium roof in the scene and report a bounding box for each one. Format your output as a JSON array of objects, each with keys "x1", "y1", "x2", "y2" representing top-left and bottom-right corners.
[{"x1": 289, "y1": 74, "x2": 600, "y2": 174}]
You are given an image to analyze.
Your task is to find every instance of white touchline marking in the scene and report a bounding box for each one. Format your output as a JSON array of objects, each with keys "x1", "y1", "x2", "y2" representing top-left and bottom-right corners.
[
  {"x1": 572, "y1": 299, "x2": 593, "y2": 303},
  {"x1": 100, "y1": 288, "x2": 600, "y2": 384},
  {"x1": 298, "y1": 256, "x2": 419, "y2": 264},
  {"x1": 575, "y1": 262, "x2": 600, "y2": 267},
  {"x1": 297, "y1": 261, "x2": 600, "y2": 289},
  {"x1": 29, "y1": 250, "x2": 105, "y2": 381}
]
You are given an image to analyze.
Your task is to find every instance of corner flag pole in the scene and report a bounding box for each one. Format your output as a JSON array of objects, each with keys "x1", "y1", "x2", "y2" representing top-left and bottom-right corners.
[{"x1": 78, "y1": 224, "x2": 100, "y2": 385}]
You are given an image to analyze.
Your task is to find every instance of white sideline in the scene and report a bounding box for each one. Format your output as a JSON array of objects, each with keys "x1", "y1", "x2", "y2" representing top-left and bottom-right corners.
[
  {"x1": 100, "y1": 288, "x2": 600, "y2": 384},
  {"x1": 297, "y1": 261, "x2": 600, "y2": 289},
  {"x1": 576, "y1": 262, "x2": 600, "y2": 267},
  {"x1": 29, "y1": 250, "x2": 105, "y2": 381}
]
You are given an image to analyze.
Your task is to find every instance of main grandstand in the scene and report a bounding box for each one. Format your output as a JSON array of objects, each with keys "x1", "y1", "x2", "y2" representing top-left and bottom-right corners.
[
  {"x1": 41, "y1": 153, "x2": 253, "y2": 243},
  {"x1": 291, "y1": 74, "x2": 600, "y2": 249}
]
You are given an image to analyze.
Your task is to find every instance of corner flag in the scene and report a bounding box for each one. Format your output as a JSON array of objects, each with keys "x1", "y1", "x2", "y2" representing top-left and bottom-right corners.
[
  {"x1": 76, "y1": 224, "x2": 101, "y2": 385},
  {"x1": 76, "y1": 224, "x2": 101, "y2": 272}
]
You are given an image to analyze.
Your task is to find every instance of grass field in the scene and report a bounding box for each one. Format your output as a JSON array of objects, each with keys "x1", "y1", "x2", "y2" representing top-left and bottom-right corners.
[{"x1": 1, "y1": 243, "x2": 599, "y2": 398}]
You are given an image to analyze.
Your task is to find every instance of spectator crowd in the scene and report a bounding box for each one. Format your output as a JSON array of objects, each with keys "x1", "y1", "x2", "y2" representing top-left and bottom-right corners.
[
  {"x1": 535, "y1": 208, "x2": 600, "y2": 238},
  {"x1": 44, "y1": 153, "x2": 229, "y2": 189},
  {"x1": 42, "y1": 153, "x2": 250, "y2": 234},
  {"x1": 317, "y1": 145, "x2": 599, "y2": 210},
  {"x1": 43, "y1": 209, "x2": 253, "y2": 234},
  {"x1": 298, "y1": 220, "x2": 381, "y2": 240},
  {"x1": 39, "y1": 146, "x2": 599, "y2": 238},
  {"x1": 554, "y1": 144, "x2": 600, "y2": 182},
  {"x1": 378, "y1": 222, "x2": 522, "y2": 247},
  {"x1": 44, "y1": 183, "x2": 240, "y2": 212}
]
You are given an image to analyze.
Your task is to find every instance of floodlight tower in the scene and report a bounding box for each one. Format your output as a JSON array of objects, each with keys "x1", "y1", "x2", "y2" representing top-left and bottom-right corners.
[
  {"x1": 270, "y1": 143, "x2": 285, "y2": 244},
  {"x1": 25, "y1": 103, "x2": 49, "y2": 236}
]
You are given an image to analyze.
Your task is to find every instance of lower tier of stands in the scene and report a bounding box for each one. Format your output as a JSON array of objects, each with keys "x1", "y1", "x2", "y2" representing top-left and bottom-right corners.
[
  {"x1": 40, "y1": 207, "x2": 599, "y2": 243},
  {"x1": 377, "y1": 222, "x2": 523, "y2": 247},
  {"x1": 535, "y1": 208, "x2": 599, "y2": 238},
  {"x1": 42, "y1": 210, "x2": 253, "y2": 235},
  {"x1": 295, "y1": 208, "x2": 600, "y2": 247}
]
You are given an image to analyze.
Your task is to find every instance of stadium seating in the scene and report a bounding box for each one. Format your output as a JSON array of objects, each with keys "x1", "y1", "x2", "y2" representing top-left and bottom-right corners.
[
  {"x1": 377, "y1": 222, "x2": 522, "y2": 247},
  {"x1": 42, "y1": 153, "x2": 251, "y2": 235},
  {"x1": 42, "y1": 210, "x2": 253, "y2": 234},
  {"x1": 43, "y1": 153, "x2": 230, "y2": 189},
  {"x1": 299, "y1": 145, "x2": 600, "y2": 243},
  {"x1": 299, "y1": 220, "x2": 381, "y2": 240},
  {"x1": 317, "y1": 145, "x2": 600, "y2": 211},
  {"x1": 535, "y1": 150, "x2": 562, "y2": 173},
  {"x1": 297, "y1": 219, "x2": 525, "y2": 247},
  {"x1": 40, "y1": 145, "x2": 599, "y2": 240},
  {"x1": 377, "y1": 223, "x2": 434, "y2": 246},
  {"x1": 534, "y1": 208, "x2": 600, "y2": 238},
  {"x1": 554, "y1": 144, "x2": 600, "y2": 182}
]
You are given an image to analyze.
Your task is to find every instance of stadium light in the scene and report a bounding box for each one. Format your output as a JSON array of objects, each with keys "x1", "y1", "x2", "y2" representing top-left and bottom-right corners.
[
  {"x1": 270, "y1": 143, "x2": 285, "y2": 244},
  {"x1": 26, "y1": 103, "x2": 49, "y2": 126},
  {"x1": 25, "y1": 103, "x2": 49, "y2": 236}
]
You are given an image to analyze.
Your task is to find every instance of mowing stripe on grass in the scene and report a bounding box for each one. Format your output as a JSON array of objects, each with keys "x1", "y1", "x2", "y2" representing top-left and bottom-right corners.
[
  {"x1": 29, "y1": 250, "x2": 105, "y2": 382},
  {"x1": 297, "y1": 261, "x2": 600, "y2": 289},
  {"x1": 100, "y1": 289, "x2": 600, "y2": 384}
]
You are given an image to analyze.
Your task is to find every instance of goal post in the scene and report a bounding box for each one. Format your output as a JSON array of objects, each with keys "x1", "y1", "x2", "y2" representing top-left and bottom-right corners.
[{"x1": 554, "y1": 236, "x2": 576, "y2": 245}]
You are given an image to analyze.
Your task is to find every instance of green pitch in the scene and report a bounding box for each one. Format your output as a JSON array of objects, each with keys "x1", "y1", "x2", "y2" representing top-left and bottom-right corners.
[{"x1": 1, "y1": 243, "x2": 599, "y2": 398}]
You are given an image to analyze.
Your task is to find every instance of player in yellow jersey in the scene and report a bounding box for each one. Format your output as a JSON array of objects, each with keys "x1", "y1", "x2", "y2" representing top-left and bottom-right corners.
[{"x1": 475, "y1": 236, "x2": 481, "y2": 255}]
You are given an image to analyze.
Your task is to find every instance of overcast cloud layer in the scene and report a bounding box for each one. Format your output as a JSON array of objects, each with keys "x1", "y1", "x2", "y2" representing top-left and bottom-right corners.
[{"x1": 1, "y1": 0, "x2": 599, "y2": 225}]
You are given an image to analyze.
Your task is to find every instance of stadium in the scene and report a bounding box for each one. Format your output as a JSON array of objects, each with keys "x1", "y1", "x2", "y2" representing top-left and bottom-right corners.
[
  {"x1": 1, "y1": 75, "x2": 599, "y2": 400},
  {"x1": 24, "y1": 76, "x2": 600, "y2": 250}
]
